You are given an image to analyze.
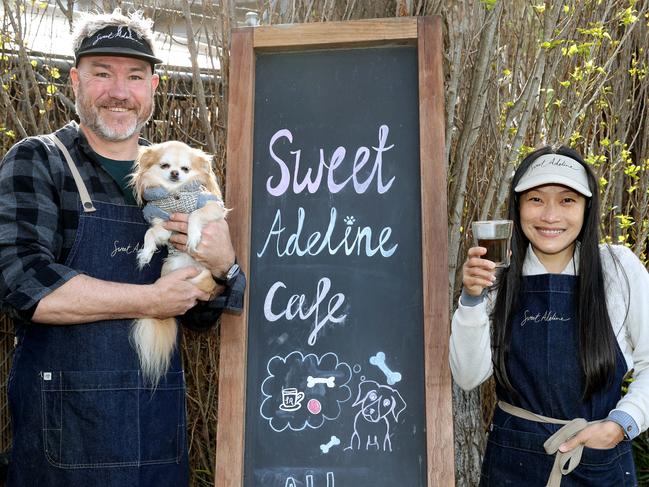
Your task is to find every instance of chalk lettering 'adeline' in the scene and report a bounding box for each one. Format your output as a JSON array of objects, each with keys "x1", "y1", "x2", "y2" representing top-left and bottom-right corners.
[
  {"x1": 256, "y1": 207, "x2": 398, "y2": 258},
  {"x1": 264, "y1": 277, "x2": 347, "y2": 346},
  {"x1": 266, "y1": 125, "x2": 396, "y2": 196}
]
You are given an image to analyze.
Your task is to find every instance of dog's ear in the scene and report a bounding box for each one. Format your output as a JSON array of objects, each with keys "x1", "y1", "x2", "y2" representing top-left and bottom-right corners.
[
  {"x1": 352, "y1": 380, "x2": 379, "y2": 407},
  {"x1": 131, "y1": 145, "x2": 158, "y2": 205},
  {"x1": 138, "y1": 145, "x2": 158, "y2": 166},
  {"x1": 192, "y1": 148, "x2": 223, "y2": 199},
  {"x1": 192, "y1": 147, "x2": 212, "y2": 173},
  {"x1": 389, "y1": 389, "x2": 407, "y2": 422}
]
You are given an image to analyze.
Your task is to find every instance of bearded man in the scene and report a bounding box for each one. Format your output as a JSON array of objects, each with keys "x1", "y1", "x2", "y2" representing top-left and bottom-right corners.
[{"x1": 0, "y1": 9, "x2": 243, "y2": 486}]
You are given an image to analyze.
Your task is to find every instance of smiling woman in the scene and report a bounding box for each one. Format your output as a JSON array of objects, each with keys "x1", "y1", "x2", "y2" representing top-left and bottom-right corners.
[
  {"x1": 450, "y1": 146, "x2": 649, "y2": 487},
  {"x1": 518, "y1": 185, "x2": 587, "y2": 273}
]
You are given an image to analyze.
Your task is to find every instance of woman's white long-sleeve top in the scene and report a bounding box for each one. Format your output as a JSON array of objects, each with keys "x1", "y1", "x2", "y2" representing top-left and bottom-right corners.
[{"x1": 449, "y1": 244, "x2": 649, "y2": 436}]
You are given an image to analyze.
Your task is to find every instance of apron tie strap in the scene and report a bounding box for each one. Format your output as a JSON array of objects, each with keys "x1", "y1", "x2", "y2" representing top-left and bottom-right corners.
[
  {"x1": 47, "y1": 134, "x2": 96, "y2": 213},
  {"x1": 498, "y1": 401, "x2": 600, "y2": 487}
]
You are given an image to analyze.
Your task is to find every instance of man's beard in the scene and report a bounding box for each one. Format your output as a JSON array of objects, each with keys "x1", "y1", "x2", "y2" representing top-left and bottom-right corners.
[{"x1": 75, "y1": 87, "x2": 154, "y2": 142}]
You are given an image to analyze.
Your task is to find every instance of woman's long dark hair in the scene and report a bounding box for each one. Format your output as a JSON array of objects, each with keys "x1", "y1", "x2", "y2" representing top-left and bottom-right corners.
[{"x1": 490, "y1": 146, "x2": 618, "y2": 401}]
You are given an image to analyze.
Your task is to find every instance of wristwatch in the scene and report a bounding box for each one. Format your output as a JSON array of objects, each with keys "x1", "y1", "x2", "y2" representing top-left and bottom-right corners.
[{"x1": 214, "y1": 260, "x2": 240, "y2": 287}]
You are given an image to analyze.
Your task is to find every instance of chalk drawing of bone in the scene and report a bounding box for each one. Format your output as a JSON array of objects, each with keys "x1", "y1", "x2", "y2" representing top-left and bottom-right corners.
[
  {"x1": 307, "y1": 375, "x2": 336, "y2": 388},
  {"x1": 369, "y1": 352, "x2": 401, "y2": 385},
  {"x1": 320, "y1": 435, "x2": 341, "y2": 454}
]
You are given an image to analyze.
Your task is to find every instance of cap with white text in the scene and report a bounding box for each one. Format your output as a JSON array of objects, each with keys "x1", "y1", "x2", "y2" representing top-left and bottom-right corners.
[
  {"x1": 514, "y1": 154, "x2": 592, "y2": 197},
  {"x1": 75, "y1": 25, "x2": 162, "y2": 68}
]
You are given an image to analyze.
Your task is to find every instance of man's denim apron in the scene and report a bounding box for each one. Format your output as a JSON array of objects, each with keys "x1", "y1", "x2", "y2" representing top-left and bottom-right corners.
[
  {"x1": 6, "y1": 142, "x2": 189, "y2": 486},
  {"x1": 481, "y1": 274, "x2": 637, "y2": 486}
]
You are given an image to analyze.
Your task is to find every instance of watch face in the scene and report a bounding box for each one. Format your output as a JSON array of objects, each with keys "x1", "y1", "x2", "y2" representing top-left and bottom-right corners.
[{"x1": 227, "y1": 263, "x2": 240, "y2": 281}]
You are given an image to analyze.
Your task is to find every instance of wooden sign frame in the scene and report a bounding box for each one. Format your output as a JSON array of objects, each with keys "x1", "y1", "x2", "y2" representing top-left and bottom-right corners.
[{"x1": 215, "y1": 16, "x2": 452, "y2": 486}]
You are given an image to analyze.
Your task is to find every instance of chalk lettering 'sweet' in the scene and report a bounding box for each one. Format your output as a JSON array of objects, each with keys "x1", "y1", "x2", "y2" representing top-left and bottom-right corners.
[{"x1": 266, "y1": 125, "x2": 396, "y2": 197}]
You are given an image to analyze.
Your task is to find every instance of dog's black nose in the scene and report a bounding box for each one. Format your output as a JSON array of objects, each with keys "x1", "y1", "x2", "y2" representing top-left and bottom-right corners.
[{"x1": 170, "y1": 170, "x2": 179, "y2": 181}]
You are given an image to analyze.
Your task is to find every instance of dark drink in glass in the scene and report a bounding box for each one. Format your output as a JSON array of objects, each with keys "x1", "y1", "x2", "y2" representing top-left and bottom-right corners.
[
  {"x1": 472, "y1": 220, "x2": 513, "y2": 267},
  {"x1": 477, "y1": 238, "x2": 509, "y2": 266}
]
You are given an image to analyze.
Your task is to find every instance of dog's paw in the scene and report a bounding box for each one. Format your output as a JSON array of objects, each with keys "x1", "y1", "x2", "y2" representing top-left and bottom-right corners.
[
  {"x1": 185, "y1": 221, "x2": 203, "y2": 253},
  {"x1": 191, "y1": 269, "x2": 217, "y2": 294},
  {"x1": 137, "y1": 248, "x2": 154, "y2": 268},
  {"x1": 186, "y1": 233, "x2": 201, "y2": 253}
]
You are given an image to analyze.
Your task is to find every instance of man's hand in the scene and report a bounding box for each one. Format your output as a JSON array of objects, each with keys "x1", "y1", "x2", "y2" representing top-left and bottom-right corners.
[
  {"x1": 559, "y1": 421, "x2": 625, "y2": 452},
  {"x1": 146, "y1": 267, "x2": 212, "y2": 318},
  {"x1": 165, "y1": 214, "x2": 236, "y2": 278},
  {"x1": 32, "y1": 268, "x2": 212, "y2": 325}
]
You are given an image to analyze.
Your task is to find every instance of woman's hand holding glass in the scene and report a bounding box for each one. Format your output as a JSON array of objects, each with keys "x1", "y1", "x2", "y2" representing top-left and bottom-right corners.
[{"x1": 462, "y1": 246, "x2": 497, "y2": 297}]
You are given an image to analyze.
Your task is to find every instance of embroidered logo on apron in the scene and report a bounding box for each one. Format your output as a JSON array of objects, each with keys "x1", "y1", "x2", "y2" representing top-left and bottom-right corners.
[{"x1": 520, "y1": 309, "x2": 570, "y2": 327}]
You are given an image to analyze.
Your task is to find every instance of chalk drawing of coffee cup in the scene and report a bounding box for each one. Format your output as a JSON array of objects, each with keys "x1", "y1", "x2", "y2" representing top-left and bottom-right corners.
[{"x1": 279, "y1": 388, "x2": 305, "y2": 412}]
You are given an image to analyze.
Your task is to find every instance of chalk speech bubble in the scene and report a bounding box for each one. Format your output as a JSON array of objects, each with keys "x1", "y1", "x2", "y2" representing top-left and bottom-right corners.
[{"x1": 260, "y1": 351, "x2": 352, "y2": 432}]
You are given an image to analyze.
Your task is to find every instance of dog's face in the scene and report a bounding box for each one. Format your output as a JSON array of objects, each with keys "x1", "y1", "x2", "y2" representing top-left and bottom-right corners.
[
  {"x1": 131, "y1": 141, "x2": 222, "y2": 204},
  {"x1": 352, "y1": 380, "x2": 406, "y2": 423}
]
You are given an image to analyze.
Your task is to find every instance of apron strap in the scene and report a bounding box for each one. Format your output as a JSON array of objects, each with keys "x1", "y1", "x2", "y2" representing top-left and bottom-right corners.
[
  {"x1": 47, "y1": 134, "x2": 96, "y2": 213},
  {"x1": 498, "y1": 401, "x2": 600, "y2": 487}
]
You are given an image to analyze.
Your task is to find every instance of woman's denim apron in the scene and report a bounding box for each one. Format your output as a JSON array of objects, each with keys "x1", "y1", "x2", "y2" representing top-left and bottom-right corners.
[
  {"x1": 6, "y1": 142, "x2": 189, "y2": 486},
  {"x1": 481, "y1": 274, "x2": 637, "y2": 486}
]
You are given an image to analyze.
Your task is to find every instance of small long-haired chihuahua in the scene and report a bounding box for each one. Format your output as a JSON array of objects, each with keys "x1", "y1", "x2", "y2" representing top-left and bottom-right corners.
[{"x1": 130, "y1": 140, "x2": 227, "y2": 385}]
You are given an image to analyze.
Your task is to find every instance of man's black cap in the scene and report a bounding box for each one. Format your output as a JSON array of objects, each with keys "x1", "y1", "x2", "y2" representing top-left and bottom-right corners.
[{"x1": 75, "y1": 25, "x2": 163, "y2": 68}]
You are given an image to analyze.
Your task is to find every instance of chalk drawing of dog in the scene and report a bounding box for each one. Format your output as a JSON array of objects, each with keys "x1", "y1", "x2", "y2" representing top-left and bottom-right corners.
[{"x1": 347, "y1": 380, "x2": 406, "y2": 452}]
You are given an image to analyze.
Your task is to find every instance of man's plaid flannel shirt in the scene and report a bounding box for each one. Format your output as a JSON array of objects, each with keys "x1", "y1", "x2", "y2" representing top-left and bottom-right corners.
[{"x1": 0, "y1": 122, "x2": 244, "y2": 330}]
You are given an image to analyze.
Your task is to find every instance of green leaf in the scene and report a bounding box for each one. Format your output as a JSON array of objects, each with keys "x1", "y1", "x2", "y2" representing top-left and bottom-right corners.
[{"x1": 480, "y1": 0, "x2": 497, "y2": 11}]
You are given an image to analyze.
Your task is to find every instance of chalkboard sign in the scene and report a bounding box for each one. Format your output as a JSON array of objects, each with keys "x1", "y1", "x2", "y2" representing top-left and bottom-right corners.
[{"x1": 216, "y1": 18, "x2": 453, "y2": 487}]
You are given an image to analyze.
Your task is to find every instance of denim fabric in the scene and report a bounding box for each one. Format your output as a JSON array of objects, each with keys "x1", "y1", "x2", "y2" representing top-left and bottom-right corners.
[
  {"x1": 7, "y1": 201, "x2": 189, "y2": 487},
  {"x1": 481, "y1": 274, "x2": 636, "y2": 486}
]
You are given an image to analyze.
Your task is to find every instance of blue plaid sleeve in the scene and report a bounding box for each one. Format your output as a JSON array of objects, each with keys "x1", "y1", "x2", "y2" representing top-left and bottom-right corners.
[
  {"x1": 180, "y1": 270, "x2": 246, "y2": 332},
  {"x1": 606, "y1": 410, "x2": 639, "y2": 440},
  {"x1": 0, "y1": 139, "x2": 80, "y2": 319}
]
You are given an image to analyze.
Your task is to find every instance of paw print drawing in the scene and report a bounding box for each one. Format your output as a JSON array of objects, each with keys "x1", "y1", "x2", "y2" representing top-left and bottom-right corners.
[{"x1": 344, "y1": 216, "x2": 356, "y2": 225}]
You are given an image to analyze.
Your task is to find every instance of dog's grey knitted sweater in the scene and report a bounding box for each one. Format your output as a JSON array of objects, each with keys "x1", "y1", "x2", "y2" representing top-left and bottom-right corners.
[{"x1": 142, "y1": 181, "x2": 221, "y2": 256}]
